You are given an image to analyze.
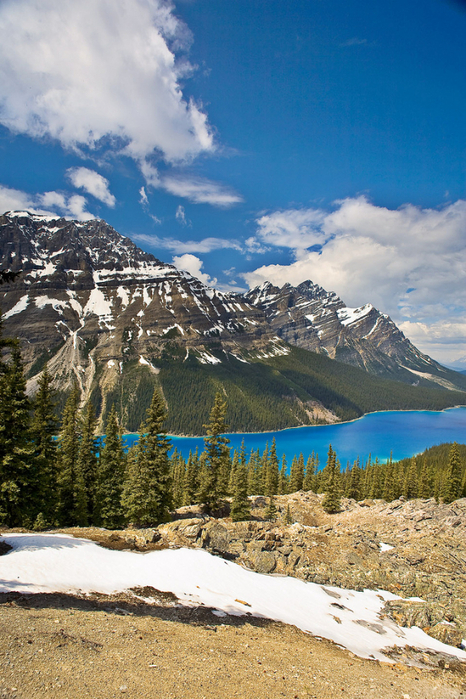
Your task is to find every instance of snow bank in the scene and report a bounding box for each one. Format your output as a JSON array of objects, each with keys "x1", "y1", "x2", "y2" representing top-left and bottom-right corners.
[{"x1": 1, "y1": 533, "x2": 465, "y2": 663}]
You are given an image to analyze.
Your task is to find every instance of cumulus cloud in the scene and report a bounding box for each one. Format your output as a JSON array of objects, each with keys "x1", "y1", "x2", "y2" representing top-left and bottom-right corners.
[
  {"x1": 252, "y1": 208, "x2": 327, "y2": 254},
  {"x1": 131, "y1": 233, "x2": 241, "y2": 254},
  {"x1": 172, "y1": 253, "x2": 217, "y2": 287},
  {"x1": 0, "y1": 184, "x2": 95, "y2": 220},
  {"x1": 243, "y1": 197, "x2": 466, "y2": 363},
  {"x1": 67, "y1": 167, "x2": 115, "y2": 207},
  {"x1": 162, "y1": 175, "x2": 243, "y2": 207},
  {"x1": 0, "y1": 0, "x2": 214, "y2": 166}
]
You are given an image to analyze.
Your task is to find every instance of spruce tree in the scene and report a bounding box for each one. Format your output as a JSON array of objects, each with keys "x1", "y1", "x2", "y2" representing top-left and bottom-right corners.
[
  {"x1": 30, "y1": 366, "x2": 58, "y2": 526},
  {"x1": 183, "y1": 448, "x2": 200, "y2": 505},
  {"x1": 170, "y1": 449, "x2": 186, "y2": 509},
  {"x1": 230, "y1": 455, "x2": 250, "y2": 522},
  {"x1": 265, "y1": 438, "x2": 279, "y2": 497},
  {"x1": 442, "y1": 442, "x2": 463, "y2": 504},
  {"x1": 322, "y1": 445, "x2": 341, "y2": 514},
  {"x1": 74, "y1": 401, "x2": 98, "y2": 525},
  {"x1": 403, "y1": 457, "x2": 418, "y2": 499},
  {"x1": 278, "y1": 455, "x2": 289, "y2": 494},
  {"x1": 382, "y1": 454, "x2": 396, "y2": 502},
  {"x1": 418, "y1": 459, "x2": 433, "y2": 499},
  {"x1": 228, "y1": 451, "x2": 239, "y2": 498},
  {"x1": 57, "y1": 382, "x2": 81, "y2": 526},
  {"x1": 291, "y1": 453, "x2": 305, "y2": 492},
  {"x1": 259, "y1": 443, "x2": 269, "y2": 495},
  {"x1": 347, "y1": 458, "x2": 362, "y2": 500},
  {"x1": 0, "y1": 344, "x2": 34, "y2": 526},
  {"x1": 95, "y1": 406, "x2": 126, "y2": 528},
  {"x1": 303, "y1": 453, "x2": 316, "y2": 491},
  {"x1": 122, "y1": 388, "x2": 172, "y2": 526},
  {"x1": 197, "y1": 392, "x2": 230, "y2": 509}
]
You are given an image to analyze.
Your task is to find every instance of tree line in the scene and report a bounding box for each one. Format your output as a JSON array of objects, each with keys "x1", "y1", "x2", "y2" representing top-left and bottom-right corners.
[{"x1": 1, "y1": 319, "x2": 465, "y2": 529}]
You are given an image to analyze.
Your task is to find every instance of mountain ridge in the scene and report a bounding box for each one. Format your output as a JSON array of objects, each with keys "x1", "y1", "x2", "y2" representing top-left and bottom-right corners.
[{"x1": 1, "y1": 210, "x2": 465, "y2": 433}]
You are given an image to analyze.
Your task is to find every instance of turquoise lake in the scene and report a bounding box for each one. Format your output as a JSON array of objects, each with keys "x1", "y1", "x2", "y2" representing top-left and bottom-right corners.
[{"x1": 123, "y1": 406, "x2": 466, "y2": 467}]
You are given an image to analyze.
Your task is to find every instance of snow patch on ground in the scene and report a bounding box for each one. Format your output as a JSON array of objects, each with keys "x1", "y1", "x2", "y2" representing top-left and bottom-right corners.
[
  {"x1": 379, "y1": 543, "x2": 395, "y2": 552},
  {"x1": 1, "y1": 533, "x2": 465, "y2": 664}
]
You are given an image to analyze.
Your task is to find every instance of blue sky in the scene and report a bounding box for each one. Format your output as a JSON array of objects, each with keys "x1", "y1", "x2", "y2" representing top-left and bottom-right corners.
[{"x1": 0, "y1": 0, "x2": 465, "y2": 365}]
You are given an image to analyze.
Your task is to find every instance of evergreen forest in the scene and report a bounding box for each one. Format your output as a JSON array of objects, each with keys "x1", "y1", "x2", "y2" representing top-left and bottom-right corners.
[{"x1": 1, "y1": 321, "x2": 465, "y2": 530}]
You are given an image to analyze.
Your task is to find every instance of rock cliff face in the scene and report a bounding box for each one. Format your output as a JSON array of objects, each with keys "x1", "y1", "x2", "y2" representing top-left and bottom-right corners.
[
  {"x1": 0, "y1": 211, "x2": 282, "y2": 398},
  {"x1": 64, "y1": 493, "x2": 466, "y2": 650},
  {"x1": 1, "y1": 211, "x2": 465, "y2": 431},
  {"x1": 246, "y1": 281, "x2": 462, "y2": 388}
]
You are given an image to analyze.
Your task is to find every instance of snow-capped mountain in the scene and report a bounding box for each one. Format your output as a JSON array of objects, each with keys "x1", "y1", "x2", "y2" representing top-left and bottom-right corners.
[
  {"x1": 246, "y1": 280, "x2": 461, "y2": 389},
  {"x1": 0, "y1": 211, "x2": 284, "y2": 394},
  {"x1": 1, "y1": 211, "x2": 465, "y2": 432}
]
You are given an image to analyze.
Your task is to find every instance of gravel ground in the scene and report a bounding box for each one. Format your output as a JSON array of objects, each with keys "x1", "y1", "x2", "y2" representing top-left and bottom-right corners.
[{"x1": 1, "y1": 591, "x2": 465, "y2": 699}]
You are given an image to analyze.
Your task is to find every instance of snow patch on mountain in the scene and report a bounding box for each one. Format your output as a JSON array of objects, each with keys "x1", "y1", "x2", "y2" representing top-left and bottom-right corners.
[
  {"x1": 3, "y1": 294, "x2": 29, "y2": 319},
  {"x1": 337, "y1": 304, "x2": 373, "y2": 326}
]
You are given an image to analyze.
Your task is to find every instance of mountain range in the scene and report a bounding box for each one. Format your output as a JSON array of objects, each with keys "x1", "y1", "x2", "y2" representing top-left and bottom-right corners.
[{"x1": 1, "y1": 211, "x2": 465, "y2": 434}]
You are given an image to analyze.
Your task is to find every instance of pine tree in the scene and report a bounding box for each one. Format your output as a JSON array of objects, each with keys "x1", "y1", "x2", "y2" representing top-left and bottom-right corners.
[
  {"x1": 57, "y1": 382, "x2": 81, "y2": 526},
  {"x1": 197, "y1": 392, "x2": 230, "y2": 509},
  {"x1": 403, "y1": 457, "x2": 418, "y2": 499},
  {"x1": 322, "y1": 445, "x2": 341, "y2": 514},
  {"x1": 278, "y1": 455, "x2": 289, "y2": 494},
  {"x1": 442, "y1": 442, "x2": 463, "y2": 504},
  {"x1": 30, "y1": 366, "x2": 58, "y2": 526},
  {"x1": 347, "y1": 458, "x2": 362, "y2": 500},
  {"x1": 0, "y1": 344, "x2": 34, "y2": 526},
  {"x1": 418, "y1": 458, "x2": 433, "y2": 499},
  {"x1": 303, "y1": 453, "x2": 316, "y2": 491},
  {"x1": 265, "y1": 438, "x2": 279, "y2": 496},
  {"x1": 170, "y1": 449, "x2": 186, "y2": 509},
  {"x1": 259, "y1": 443, "x2": 269, "y2": 495},
  {"x1": 122, "y1": 388, "x2": 172, "y2": 526},
  {"x1": 382, "y1": 453, "x2": 396, "y2": 502},
  {"x1": 290, "y1": 453, "x2": 305, "y2": 492},
  {"x1": 228, "y1": 451, "x2": 239, "y2": 498},
  {"x1": 74, "y1": 401, "x2": 98, "y2": 525},
  {"x1": 183, "y1": 448, "x2": 200, "y2": 505},
  {"x1": 370, "y1": 458, "x2": 384, "y2": 499},
  {"x1": 230, "y1": 455, "x2": 250, "y2": 522},
  {"x1": 284, "y1": 503, "x2": 293, "y2": 524},
  {"x1": 95, "y1": 406, "x2": 126, "y2": 528}
]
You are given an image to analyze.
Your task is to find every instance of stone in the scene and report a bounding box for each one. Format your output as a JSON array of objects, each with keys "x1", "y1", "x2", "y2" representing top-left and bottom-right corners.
[{"x1": 428, "y1": 622, "x2": 463, "y2": 648}]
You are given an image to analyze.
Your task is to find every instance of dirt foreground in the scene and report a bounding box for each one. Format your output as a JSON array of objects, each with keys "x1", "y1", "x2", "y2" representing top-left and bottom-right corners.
[{"x1": 1, "y1": 590, "x2": 466, "y2": 699}]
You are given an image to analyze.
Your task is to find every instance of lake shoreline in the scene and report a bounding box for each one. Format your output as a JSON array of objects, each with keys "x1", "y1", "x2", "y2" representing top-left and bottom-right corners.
[{"x1": 122, "y1": 404, "x2": 466, "y2": 440}]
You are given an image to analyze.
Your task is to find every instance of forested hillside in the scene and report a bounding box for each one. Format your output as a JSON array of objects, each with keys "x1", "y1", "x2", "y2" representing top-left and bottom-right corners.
[{"x1": 105, "y1": 346, "x2": 466, "y2": 435}]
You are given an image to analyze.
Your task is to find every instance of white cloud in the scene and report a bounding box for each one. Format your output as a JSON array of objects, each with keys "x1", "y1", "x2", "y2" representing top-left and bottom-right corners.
[
  {"x1": 243, "y1": 197, "x2": 466, "y2": 364},
  {"x1": 175, "y1": 204, "x2": 189, "y2": 226},
  {"x1": 172, "y1": 253, "x2": 217, "y2": 287},
  {"x1": 66, "y1": 167, "x2": 115, "y2": 207},
  {"x1": 0, "y1": 0, "x2": 214, "y2": 166},
  {"x1": 139, "y1": 187, "x2": 149, "y2": 207},
  {"x1": 252, "y1": 208, "x2": 327, "y2": 254},
  {"x1": 162, "y1": 175, "x2": 243, "y2": 207},
  {"x1": 132, "y1": 233, "x2": 241, "y2": 254},
  {"x1": 0, "y1": 184, "x2": 95, "y2": 220}
]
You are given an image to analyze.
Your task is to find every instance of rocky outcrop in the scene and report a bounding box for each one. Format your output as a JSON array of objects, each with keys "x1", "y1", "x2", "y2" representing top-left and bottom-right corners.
[{"x1": 61, "y1": 493, "x2": 466, "y2": 647}]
